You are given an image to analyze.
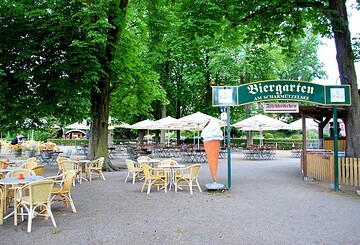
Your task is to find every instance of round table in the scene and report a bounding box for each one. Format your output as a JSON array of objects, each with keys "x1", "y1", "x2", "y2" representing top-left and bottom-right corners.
[
  {"x1": 138, "y1": 159, "x2": 160, "y2": 167},
  {"x1": 157, "y1": 164, "x2": 185, "y2": 191},
  {"x1": 0, "y1": 175, "x2": 44, "y2": 185},
  {"x1": 75, "y1": 160, "x2": 90, "y2": 182},
  {"x1": 0, "y1": 175, "x2": 45, "y2": 222},
  {"x1": 0, "y1": 166, "x2": 20, "y2": 174}
]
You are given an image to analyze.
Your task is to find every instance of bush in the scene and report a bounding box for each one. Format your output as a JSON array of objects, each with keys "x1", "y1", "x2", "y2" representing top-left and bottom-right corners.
[
  {"x1": 264, "y1": 133, "x2": 274, "y2": 139},
  {"x1": 291, "y1": 135, "x2": 302, "y2": 140}
]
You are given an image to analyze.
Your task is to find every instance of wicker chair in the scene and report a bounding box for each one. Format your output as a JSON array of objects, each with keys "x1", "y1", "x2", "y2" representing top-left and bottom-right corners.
[
  {"x1": 0, "y1": 186, "x2": 4, "y2": 225},
  {"x1": 85, "y1": 157, "x2": 105, "y2": 181},
  {"x1": 31, "y1": 165, "x2": 45, "y2": 176},
  {"x1": 5, "y1": 169, "x2": 36, "y2": 210},
  {"x1": 20, "y1": 161, "x2": 38, "y2": 169},
  {"x1": 46, "y1": 170, "x2": 77, "y2": 213},
  {"x1": 61, "y1": 160, "x2": 81, "y2": 185},
  {"x1": 6, "y1": 168, "x2": 36, "y2": 178},
  {"x1": 174, "y1": 164, "x2": 202, "y2": 195},
  {"x1": 14, "y1": 179, "x2": 56, "y2": 232},
  {"x1": 140, "y1": 164, "x2": 168, "y2": 194},
  {"x1": 56, "y1": 157, "x2": 70, "y2": 175},
  {"x1": 124, "y1": 159, "x2": 143, "y2": 184}
]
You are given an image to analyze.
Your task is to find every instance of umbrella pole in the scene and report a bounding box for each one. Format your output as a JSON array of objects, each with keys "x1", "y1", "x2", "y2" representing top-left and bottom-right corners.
[
  {"x1": 147, "y1": 129, "x2": 149, "y2": 145},
  {"x1": 260, "y1": 125, "x2": 263, "y2": 147},
  {"x1": 167, "y1": 128, "x2": 169, "y2": 146},
  {"x1": 197, "y1": 124, "x2": 200, "y2": 150}
]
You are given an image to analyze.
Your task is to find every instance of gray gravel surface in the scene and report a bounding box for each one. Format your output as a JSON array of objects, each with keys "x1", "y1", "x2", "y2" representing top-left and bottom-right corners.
[{"x1": 1, "y1": 148, "x2": 359, "y2": 244}]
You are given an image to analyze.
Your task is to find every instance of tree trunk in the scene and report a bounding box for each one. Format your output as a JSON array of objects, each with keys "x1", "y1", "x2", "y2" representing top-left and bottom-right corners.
[
  {"x1": 89, "y1": 78, "x2": 113, "y2": 170},
  {"x1": 329, "y1": 0, "x2": 360, "y2": 157},
  {"x1": 86, "y1": 0, "x2": 129, "y2": 171}
]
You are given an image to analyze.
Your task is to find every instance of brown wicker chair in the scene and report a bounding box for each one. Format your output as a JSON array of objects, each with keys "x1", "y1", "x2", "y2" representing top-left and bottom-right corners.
[
  {"x1": 85, "y1": 157, "x2": 105, "y2": 181},
  {"x1": 124, "y1": 159, "x2": 143, "y2": 184},
  {"x1": 31, "y1": 165, "x2": 45, "y2": 176},
  {"x1": 46, "y1": 170, "x2": 77, "y2": 213},
  {"x1": 174, "y1": 164, "x2": 202, "y2": 195},
  {"x1": 140, "y1": 164, "x2": 168, "y2": 194},
  {"x1": 14, "y1": 179, "x2": 56, "y2": 232}
]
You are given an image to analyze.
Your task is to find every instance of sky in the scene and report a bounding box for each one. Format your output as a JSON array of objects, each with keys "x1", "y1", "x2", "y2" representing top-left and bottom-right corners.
[{"x1": 314, "y1": 0, "x2": 359, "y2": 86}]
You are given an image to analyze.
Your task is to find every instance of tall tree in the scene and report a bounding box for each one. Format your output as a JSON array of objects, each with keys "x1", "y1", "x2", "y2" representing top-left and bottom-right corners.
[
  {"x1": 328, "y1": 0, "x2": 359, "y2": 157},
  {"x1": 0, "y1": 0, "x2": 166, "y2": 170},
  {"x1": 220, "y1": 0, "x2": 359, "y2": 157}
]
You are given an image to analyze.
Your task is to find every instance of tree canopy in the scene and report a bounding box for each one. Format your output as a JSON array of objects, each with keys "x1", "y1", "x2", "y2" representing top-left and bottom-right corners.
[{"x1": 1, "y1": 0, "x2": 359, "y2": 159}]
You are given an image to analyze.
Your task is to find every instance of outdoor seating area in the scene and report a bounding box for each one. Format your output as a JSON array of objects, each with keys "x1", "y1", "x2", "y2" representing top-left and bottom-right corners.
[
  {"x1": 0, "y1": 147, "x2": 359, "y2": 243},
  {"x1": 243, "y1": 144, "x2": 276, "y2": 160},
  {"x1": 124, "y1": 156, "x2": 202, "y2": 195},
  {"x1": 0, "y1": 151, "x2": 106, "y2": 232}
]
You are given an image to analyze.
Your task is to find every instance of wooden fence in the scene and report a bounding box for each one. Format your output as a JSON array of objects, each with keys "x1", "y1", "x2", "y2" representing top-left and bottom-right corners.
[{"x1": 306, "y1": 154, "x2": 360, "y2": 187}]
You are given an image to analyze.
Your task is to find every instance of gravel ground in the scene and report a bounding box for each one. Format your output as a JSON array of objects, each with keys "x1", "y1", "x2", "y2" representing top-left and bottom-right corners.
[{"x1": 1, "y1": 147, "x2": 359, "y2": 244}]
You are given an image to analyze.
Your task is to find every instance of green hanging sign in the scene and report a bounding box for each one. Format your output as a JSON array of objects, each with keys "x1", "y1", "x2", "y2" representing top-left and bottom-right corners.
[{"x1": 212, "y1": 80, "x2": 351, "y2": 106}]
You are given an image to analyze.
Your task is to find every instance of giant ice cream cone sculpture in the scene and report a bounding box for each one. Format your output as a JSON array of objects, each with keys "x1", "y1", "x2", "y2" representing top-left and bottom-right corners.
[
  {"x1": 201, "y1": 119, "x2": 224, "y2": 183},
  {"x1": 204, "y1": 140, "x2": 220, "y2": 181}
]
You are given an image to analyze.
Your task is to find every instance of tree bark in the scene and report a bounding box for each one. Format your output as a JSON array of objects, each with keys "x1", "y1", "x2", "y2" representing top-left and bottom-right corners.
[
  {"x1": 329, "y1": 0, "x2": 360, "y2": 157},
  {"x1": 89, "y1": 78, "x2": 112, "y2": 170}
]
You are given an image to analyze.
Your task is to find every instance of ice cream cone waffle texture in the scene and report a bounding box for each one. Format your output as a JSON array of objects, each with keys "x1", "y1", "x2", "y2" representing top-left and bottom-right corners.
[{"x1": 204, "y1": 140, "x2": 220, "y2": 181}]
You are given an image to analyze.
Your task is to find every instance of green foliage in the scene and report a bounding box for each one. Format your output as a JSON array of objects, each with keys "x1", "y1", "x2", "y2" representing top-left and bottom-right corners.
[
  {"x1": 1, "y1": 0, "x2": 354, "y2": 152},
  {"x1": 353, "y1": 34, "x2": 360, "y2": 62},
  {"x1": 264, "y1": 133, "x2": 274, "y2": 139},
  {"x1": 291, "y1": 134, "x2": 302, "y2": 140}
]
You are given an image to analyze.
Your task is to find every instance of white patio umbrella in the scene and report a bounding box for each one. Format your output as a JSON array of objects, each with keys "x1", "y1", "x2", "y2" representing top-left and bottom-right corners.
[
  {"x1": 288, "y1": 118, "x2": 319, "y2": 130},
  {"x1": 149, "y1": 116, "x2": 179, "y2": 146},
  {"x1": 108, "y1": 122, "x2": 132, "y2": 130},
  {"x1": 232, "y1": 114, "x2": 290, "y2": 146},
  {"x1": 130, "y1": 119, "x2": 156, "y2": 144},
  {"x1": 176, "y1": 112, "x2": 226, "y2": 149},
  {"x1": 65, "y1": 120, "x2": 90, "y2": 130}
]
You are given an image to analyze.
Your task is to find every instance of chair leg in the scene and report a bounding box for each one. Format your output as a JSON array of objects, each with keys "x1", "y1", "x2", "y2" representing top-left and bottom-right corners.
[
  {"x1": 47, "y1": 204, "x2": 57, "y2": 228},
  {"x1": 100, "y1": 171, "x2": 106, "y2": 180},
  {"x1": 125, "y1": 172, "x2": 130, "y2": 183},
  {"x1": 174, "y1": 179, "x2": 178, "y2": 193},
  {"x1": 196, "y1": 179, "x2": 202, "y2": 192},
  {"x1": 27, "y1": 207, "x2": 33, "y2": 233},
  {"x1": 141, "y1": 182, "x2": 147, "y2": 192},
  {"x1": 189, "y1": 180, "x2": 193, "y2": 195},
  {"x1": 132, "y1": 172, "x2": 136, "y2": 184},
  {"x1": 14, "y1": 204, "x2": 18, "y2": 226},
  {"x1": 67, "y1": 194, "x2": 77, "y2": 213}
]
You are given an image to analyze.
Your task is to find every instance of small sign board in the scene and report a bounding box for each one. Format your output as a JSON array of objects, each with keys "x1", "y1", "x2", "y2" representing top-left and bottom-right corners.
[
  {"x1": 325, "y1": 85, "x2": 351, "y2": 105},
  {"x1": 212, "y1": 86, "x2": 237, "y2": 106},
  {"x1": 221, "y1": 112, "x2": 227, "y2": 121},
  {"x1": 264, "y1": 103, "x2": 299, "y2": 113}
]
